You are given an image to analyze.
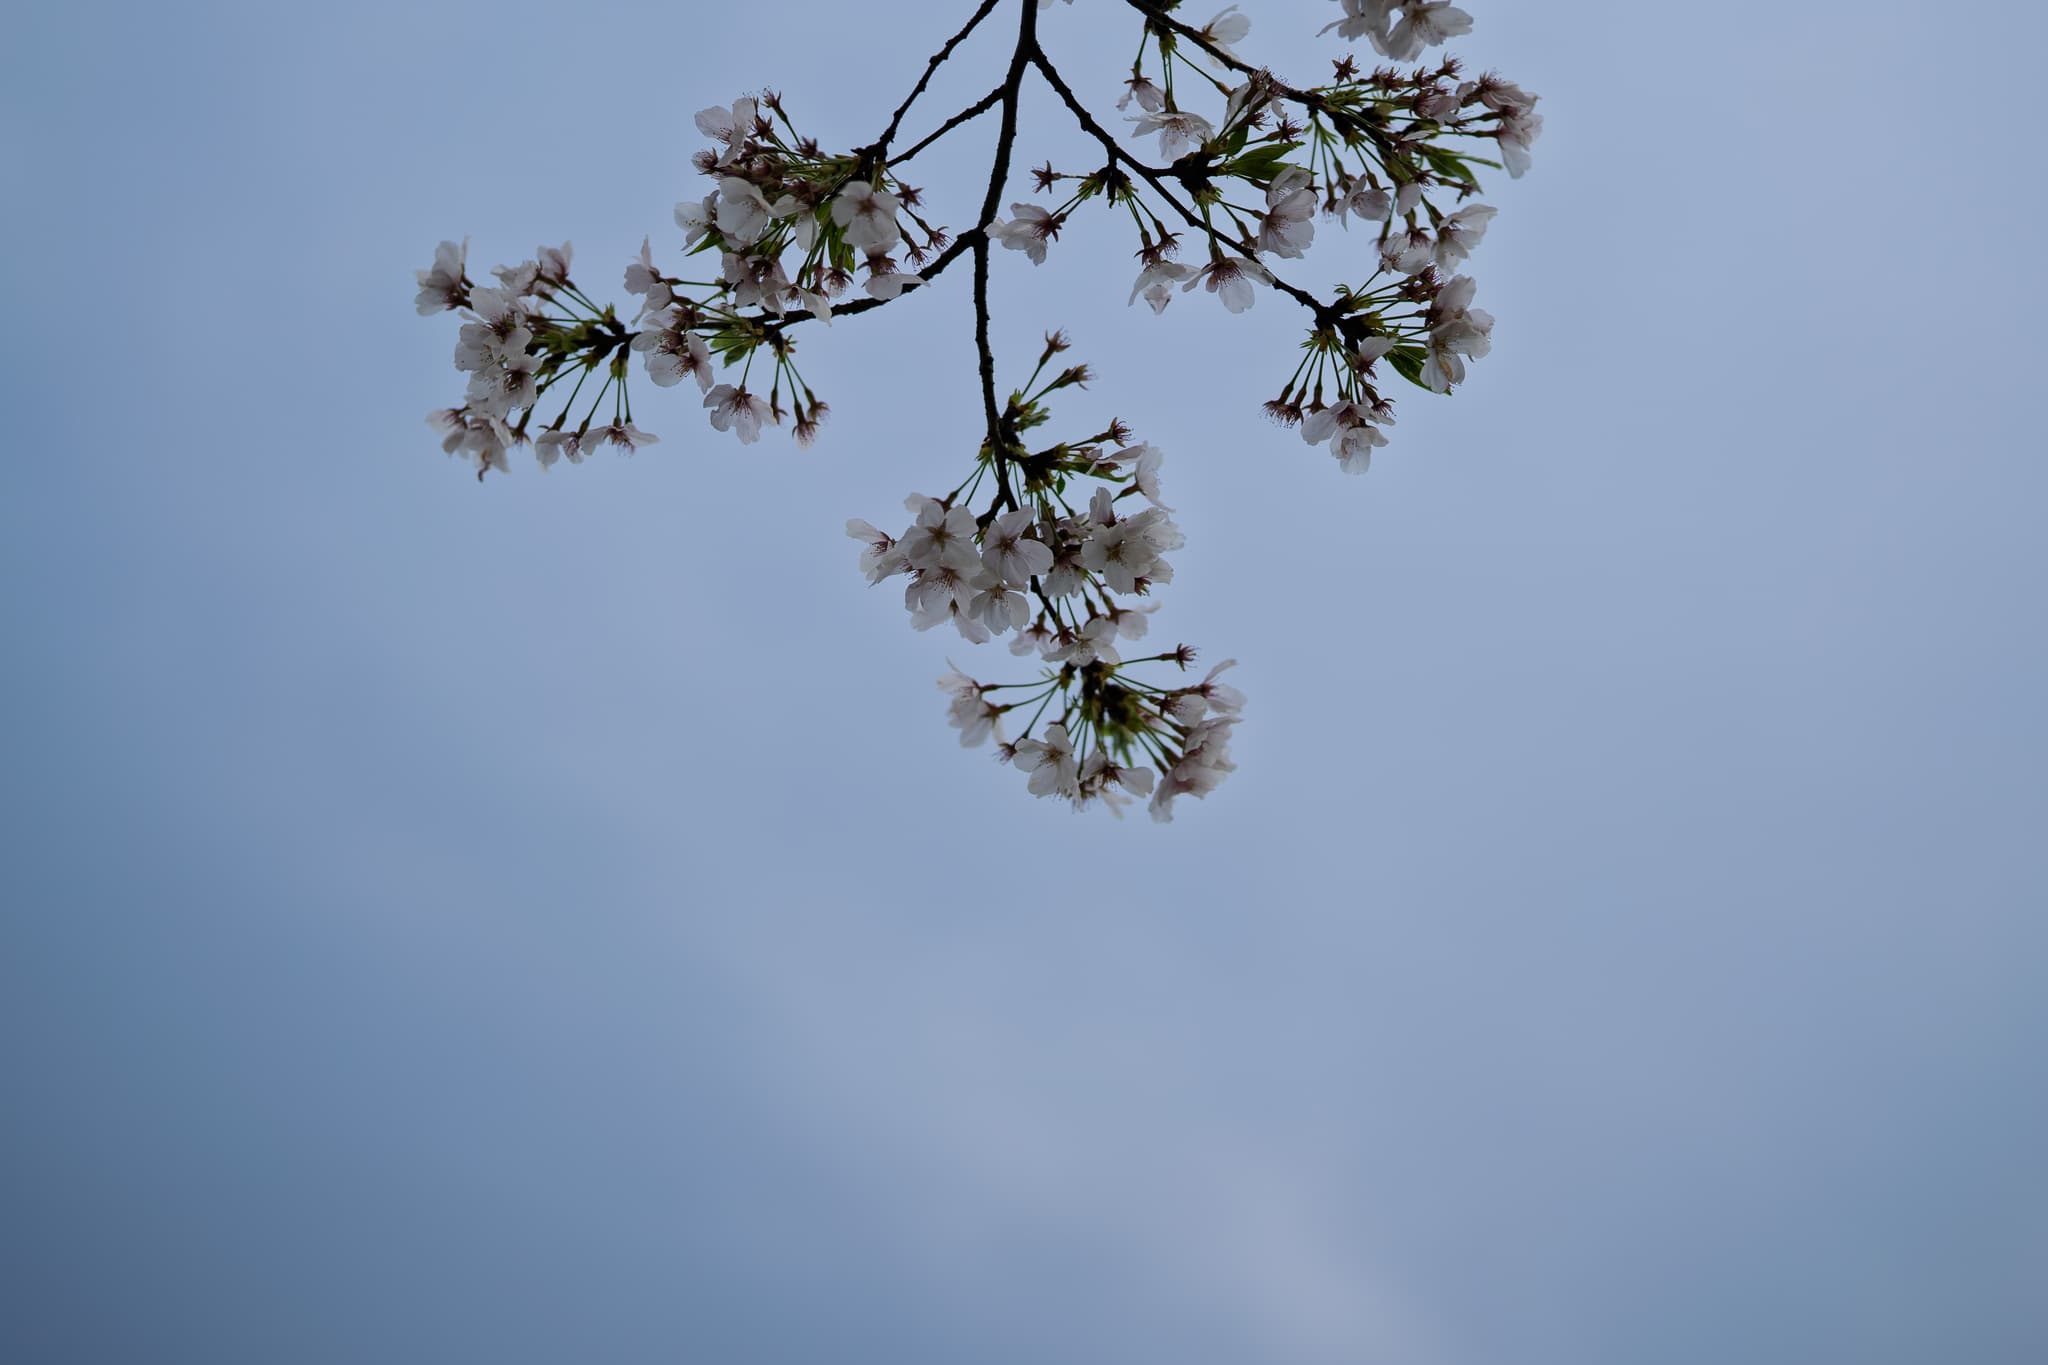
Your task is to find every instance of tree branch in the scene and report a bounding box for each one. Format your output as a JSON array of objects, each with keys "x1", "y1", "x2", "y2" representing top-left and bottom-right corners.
[
  {"x1": 972, "y1": 0, "x2": 1040, "y2": 508},
  {"x1": 894, "y1": 83, "x2": 1007, "y2": 166},
  {"x1": 1028, "y1": 47, "x2": 1334, "y2": 323},
  {"x1": 870, "y1": 0, "x2": 1007, "y2": 156}
]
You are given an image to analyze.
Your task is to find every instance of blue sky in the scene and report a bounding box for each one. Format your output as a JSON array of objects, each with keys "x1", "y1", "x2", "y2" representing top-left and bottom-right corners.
[{"x1": 3, "y1": 1, "x2": 2045, "y2": 1362}]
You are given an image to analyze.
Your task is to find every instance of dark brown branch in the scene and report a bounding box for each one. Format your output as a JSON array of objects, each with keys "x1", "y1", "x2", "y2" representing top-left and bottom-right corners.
[
  {"x1": 972, "y1": 0, "x2": 1040, "y2": 509},
  {"x1": 1122, "y1": 0, "x2": 1283, "y2": 90},
  {"x1": 871, "y1": 0, "x2": 1007, "y2": 156},
  {"x1": 894, "y1": 83, "x2": 1007, "y2": 166}
]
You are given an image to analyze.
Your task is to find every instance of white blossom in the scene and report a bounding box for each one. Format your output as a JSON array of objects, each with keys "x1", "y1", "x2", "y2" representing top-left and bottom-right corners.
[
  {"x1": 1382, "y1": 225, "x2": 1436, "y2": 275},
  {"x1": 1118, "y1": 74, "x2": 1166, "y2": 112},
  {"x1": 1320, "y1": 0, "x2": 1394, "y2": 46},
  {"x1": 1184, "y1": 255, "x2": 1269, "y2": 313},
  {"x1": 1013, "y1": 723, "x2": 1080, "y2": 798},
  {"x1": 534, "y1": 427, "x2": 591, "y2": 471},
  {"x1": 1149, "y1": 715, "x2": 1239, "y2": 822},
  {"x1": 414, "y1": 239, "x2": 467, "y2": 315},
  {"x1": 831, "y1": 182, "x2": 903, "y2": 254},
  {"x1": 535, "y1": 242, "x2": 572, "y2": 290},
  {"x1": 1130, "y1": 259, "x2": 1195, "y2": 312},
  {"x1": 1110, "y1": 443, "x2": 1170, "y2": 508},
  {"x1": 694, "y1": 96, "x2": 757, "y2": 167},
  {"x1": 1335, "y1": 178, "x2": 1391, "y2": 227},
  {"x1": 986, "y1": 203, "x2": 1060, "y2": 265},
  {"x1": 1433, "y1": 203, "x2": 1496, "y2": 268},
  {"x1": 1256, "y1": 167, "x2": 1317, "y2": 259},
  {"x1": 1200, "y1": 6, "x2": 1251, "y2": 53},
  {"x1": 1080, "y1": 492, "x2": 1181, "y2": 595},
  {"x1": 1384, "y1": 2, "x2": 1473, "y2": 62},
  {"x1": 862, "y1": 258, "x2": 922, "y2": 300},
  {"x1": 633, "y1": 309, "x2": 715, "y2": 392},
  {"x1": 623, "y1": 237, "x2": 672, "y2": 315},
  {"x1": 939, "y1": 671, "x2": 1003, "y2": 747},
  {"x1": 675, "y1": 193, "x2": 716, "y2": 247},
  {"x1": 1496, "y1": 106, "x2": 1544, "y2": 178},
  {"x1": 1128, "y1": 108, "x2": 1214, "y2": 162},
  {"x1": 464, "y1": 349, "x2": 538, "y2": 418},
  {"x1": 704, "y1": 384, "x2": 772, "y2": 443},
  {"x1": 847, "y1": 519, "x2": 909, "y2": 583},
  {"x1": 452, "y1": 287, "x2": 532, "y2": 372},
  {"x1": 899, "y1": 501, "x2": 983, "y2": 575},
  {"x1": 587, "y1": 421, "x2": 659, "y2": 455},
  {"x1": 968, "y1": 576, "x2": 1031, "y2": 634},
  {"x1": 980, "y1": 507, "x2": 1054, "y2": 586},
  {"x1": 1421, "y1": 274, "x2": 1493, "y2": 392},
  {"x1": 715, "y1": 176, "x2": 775, "y2": 247}
]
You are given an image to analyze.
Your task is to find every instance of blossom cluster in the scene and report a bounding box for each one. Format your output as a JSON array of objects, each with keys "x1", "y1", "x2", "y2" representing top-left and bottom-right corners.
[
  {"x1": 416, "y1": 239, "x2": 657, "y2": 479},
  {"x1": 844, "y1": 335, "x2": 1236, "y2": 819},
  {"x1": 410, "y1": 0, "x2": 1542, "y2": 814},
  {"x1": 1009, "y1": 0, "x2": 1541, "y2": 477}
]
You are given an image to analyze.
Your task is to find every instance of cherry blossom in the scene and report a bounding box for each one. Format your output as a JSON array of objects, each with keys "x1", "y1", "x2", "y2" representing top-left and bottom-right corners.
[{"x1": 412, "y1": 0, "x2": 1542, "y2": 812}]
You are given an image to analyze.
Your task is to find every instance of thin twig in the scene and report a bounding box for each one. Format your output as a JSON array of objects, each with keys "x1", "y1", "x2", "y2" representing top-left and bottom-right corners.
[
  {"x1": 895, "y1": 84, "x2": 1007, "y2": 166},
  {"x1": 872, "y1": 0, "x2": 1007, "y2": 154}
]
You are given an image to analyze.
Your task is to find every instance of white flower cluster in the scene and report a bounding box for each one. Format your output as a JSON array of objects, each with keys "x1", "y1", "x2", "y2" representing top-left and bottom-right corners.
[
  {"x1": 852, "y1": 468, "x2": 1180, "y2": 651},
  {"x1": 1004, "y1": 1, "x2": 1539, "y2": 480},
  {"x1": 411, "y1": 0, "x2": 1544, "y2": 815},
  {"x1": 937, "y1": 654, "x2": 1244, "y2": 821},
  {"x1": 417, "y1": 238, "x2": 659, "y2": 478},
  {"x1": 845, "y1": 335, "x2": 1243, "y2": 820}
]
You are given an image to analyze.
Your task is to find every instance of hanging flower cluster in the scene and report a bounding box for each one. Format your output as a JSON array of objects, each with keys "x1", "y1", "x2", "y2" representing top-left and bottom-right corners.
[{"x1": 412, "y1": 0, "x2": 1541, "y2": 818}]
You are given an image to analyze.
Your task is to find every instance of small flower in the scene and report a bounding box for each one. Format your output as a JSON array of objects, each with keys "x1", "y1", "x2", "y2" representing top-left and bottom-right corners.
[
  {"x1": 1256, "y1": 167, "x2": 1317, "y2": 259},
  {"x1": 1334, "y1": 177, "x2": 1391, "y2": 227},
  {"x1": 980, "y1": 507, "x2": 1054, "y2": 586},
  {"x1": 633, "y1": 310, "x2": 715, "y2": 393},
  {"x1": 1013, "y1": 723, "x2": 1081, "y2": 798},
  {"x1": 586, "y1": 421, "x2": 659, "y2": 455},
  {"x1": 704, "y1": 384, "x2": 772, "y2": 443},
  {"x1": 535, "y1": 241, "x2": 572, "y2": 289},
  {"x1": 1432, "y1": 203, "x2": 1496, "y2": 268},
  {"x1": 862, "y1": 257, "x2": 922, "y2": 300},
  {"x1": 846, "y1": 519, "x2": 909, "y2": 583},
  {"x1": 899, "y1": 501, "x2": 983, "y2": 575},
  {"x1": 1418, "y1": 274, "x2": 1494, "y2": 392},
  {"x1": 1495, "y1": 106, "x2": 1544, "y2": 178},
  {"x1": 1200, "y1": 5, "x2": 1251, "y2": 52},
  {"x1": 1117, "y1": 73, "x2": 1166, "y2": 112},
  {"x1": 414, "y1": 239, "x2": 467, "y2": 314},
  {"x1": 831, "y1": 182, "x2": 903, "y2": 255},
  {"x1": 675, "y1": 193, "x2": 717, "y2": 247},
  {"x1": 464, "y1": 349, "x2": 539, "y2": 418},
  {"x1": 452, "y1": 287, "x2": 533, "y2": 373},
  {"x1": 1130, "y1": 259, "x2": 1195, "y2": 312},
  {"x1": 1183, "y1": 255, "x2": 1269, "y2": 313},
  {"x1": 939, "y1": 670, "x2": 1004, "y2": 748},
  {"x1": 715, "y1": 176, "x2": 774, "y2": 247},
  {"x1": 1384, "y1": 2, "x2": 1473, "y2": 62},
  {"x1": 1128, "y1": 108, "x2": 1214, "y2": 162},
  {"x1": 1382, "y1": 225, "x2": 1437, "y2": 276},
  {"x1": 694, "y1": 96, "x2": 757, "y2": 166},
  {"x1": 968, "y1": 576, "x2": 1031, "y2": 634},
  {"x1": 985, "y1": 203, "x2": 1062, "y2": 265},
  {"x1": 1110, "y1": 443, "x2": 1171, "y2": 508},
  {"x1": 533, "y1": 426, "x2": 590, "y2": 470},
  {"x1": 624, "y1": 237, "x2": 673, "y2": 315}
]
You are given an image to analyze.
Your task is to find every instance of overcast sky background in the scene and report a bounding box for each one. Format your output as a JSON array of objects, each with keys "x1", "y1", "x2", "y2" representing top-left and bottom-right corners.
[{"x1": 4, "y1": 1, "x2": 2045, "y2": 1362}]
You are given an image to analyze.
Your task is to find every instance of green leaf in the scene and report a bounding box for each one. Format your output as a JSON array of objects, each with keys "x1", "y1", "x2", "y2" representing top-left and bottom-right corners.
[{"x1": 1218, "y1": 142, "x2": 1303, "y2": 188}]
